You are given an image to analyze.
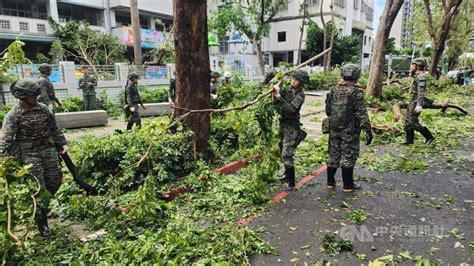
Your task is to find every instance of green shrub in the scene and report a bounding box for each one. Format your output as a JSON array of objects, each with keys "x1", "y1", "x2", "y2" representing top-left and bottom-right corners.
[{"x1": 306, "y1": 69, "x2": 341, "y2": 91}]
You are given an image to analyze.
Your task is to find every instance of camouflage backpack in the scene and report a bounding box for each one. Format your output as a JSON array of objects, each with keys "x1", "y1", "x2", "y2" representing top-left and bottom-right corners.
[{"x1": 327, "y1": 84, "x2": 357, "y2": 129}]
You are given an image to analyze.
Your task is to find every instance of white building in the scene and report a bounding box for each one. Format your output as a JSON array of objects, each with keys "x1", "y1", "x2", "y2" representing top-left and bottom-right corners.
[
  {"x1": 0, "y1": 0, "x2": 173, "y2": 59},
  {"x1": 208, "y1": 0, "x2": 375, "y2": 72},
  {"x1": 389, "y1": 0, "x2": 414, "y2": 48}
]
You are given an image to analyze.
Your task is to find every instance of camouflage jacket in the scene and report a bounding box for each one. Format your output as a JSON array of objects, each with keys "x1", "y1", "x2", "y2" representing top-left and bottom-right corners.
[
  {"x1": 0, "y1": 103, "x2": 67, "y2": 157},
  {"x1": 125, "y1": 83, "x2": 142, "y2": 105},
  {"x1": 274, "y1": 86, "x2": 305, "y2": 124},
  {"x1": 409, "y1": 72, "x2": 427, "y2": 106},
  {"x1": 78, "y1": 75, "x2": 97, "y2": 95},
  {"x1": 325, "y1": 83, "x2": 371, "y2": 132},
  {"x1": 38, "y1": 74, "x2": 58, "y2": 105}
]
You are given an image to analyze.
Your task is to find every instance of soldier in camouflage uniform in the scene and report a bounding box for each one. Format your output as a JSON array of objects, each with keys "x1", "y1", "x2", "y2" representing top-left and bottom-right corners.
[
  {"x1": 272, "y1": 69, "x2": 308, "y2": 191},
  {"x1": 403, "y1": 58, "x2": 435, "y2": 145},
  {"x1": 0, "y1": 80, "x2": 68, "y2": 237},
  {"x1": 78, "y1": 66, "x2": 98, "y2": 110},
  {"x1": 325, "y1": 64, "x2": 372, "y2": 192},
  {"x1": 125, "y1": 73, "x2": 146, "y2": 130},
  {"x1": 210, "y1": 71, "x2": 220, "y2": 99},
  {"x1": 169, "y1": 71, "x2": 176, "y2": 104},
  {"x1": 38, "y1": 63, "x2": 62, "y2": 111}
]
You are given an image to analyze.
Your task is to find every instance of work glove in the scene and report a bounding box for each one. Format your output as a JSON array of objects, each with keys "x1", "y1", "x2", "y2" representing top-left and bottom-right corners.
[
  {"x1": 272, "y1": 84, "x2": 281, "y2": 98},
  {"x1": 365, "y1": 130, "x2": 373, "y2": 145},
  {"x1": 415, "y1": 105, "x2": 422, "y2": 113},
  {"x1": 60, "y1": 145, "x2": 68, "y2": 155},
  {"x1": 130, "y1": 107, "x2": 136, "y2": 112}
]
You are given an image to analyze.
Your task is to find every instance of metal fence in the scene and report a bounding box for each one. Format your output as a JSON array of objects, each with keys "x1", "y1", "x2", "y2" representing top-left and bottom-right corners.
[
  {"x1": 76, "y1": 65, "x2": 120, "y2": 81},
  {"x1": 1, "y1": 87, "x2": 68, "y2": 105}
]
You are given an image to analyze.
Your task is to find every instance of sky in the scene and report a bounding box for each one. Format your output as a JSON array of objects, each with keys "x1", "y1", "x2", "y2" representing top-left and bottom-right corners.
[{"x1": 373, "y1": 0, "x2": 386, "y2": 35}]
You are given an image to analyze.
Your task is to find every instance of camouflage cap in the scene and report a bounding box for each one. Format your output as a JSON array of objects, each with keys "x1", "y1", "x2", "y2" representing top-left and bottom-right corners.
[
  {"x1": 211, "y1": 71, "x2": 221, "y2": 78},
  {"x1": 265, "y1": 69, "x2": 276, "y2": 79},
  {"x1": 292, "y1": 69, "x2": 310, "y2": 84},
  {"x1": 341, "y1": 63, "x2": 361, "y2": 80},
  {"x1": 38, "y1": 63, "x2": 52, "y2": 73},
  {"x1": 11, "y1": 80, "x2": 41, "y2": 99},
  {"x1": 411, "y1": 58, "x2": 426, "y2": 68},
  {"x1": 127, "y1": 73, "x2": 140, "y2": 80}
]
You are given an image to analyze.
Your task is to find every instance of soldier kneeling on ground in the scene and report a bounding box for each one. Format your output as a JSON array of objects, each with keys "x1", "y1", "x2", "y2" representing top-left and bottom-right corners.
[
  {"x1": 325, "y1": 64, "x2": 373, "y2": 193},
  {"x1": 272, "y1": 70, "x2": 308, "y2": 191},
  {"x1": 0, "y1": 80, "x2": 68, "y2": 237}
]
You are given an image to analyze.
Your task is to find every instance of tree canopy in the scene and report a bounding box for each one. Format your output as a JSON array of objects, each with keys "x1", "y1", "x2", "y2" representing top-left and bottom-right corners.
[
  {"x1": 48, "y1": 19, "x2": 126, "y2": 66},
  {"x1": 305, "y1": 20, "x2": 361, "y2": 66}
]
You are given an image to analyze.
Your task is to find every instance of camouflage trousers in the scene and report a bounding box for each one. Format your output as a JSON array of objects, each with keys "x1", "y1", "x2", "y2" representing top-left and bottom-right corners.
[
  {"x1": 404, "y1": 100, "x2": 424, "y2": 131},
  {"x1": 127, "y1": 104, "x2": 141, "y2": 127},
  {"x1": 328, "y1": 127, "x2": 360, "y2": 168},
  {"x1": 20, "y1": 144, "x2": 62, "y2": 209},
  {"x1": 83, "y1": 93, "x2": 97, "y2": 111},
  {"x1": 404, "y1": 98, "x2": 433, "y2": 131},
  {"x1": 279, "y1": 121, "x2": 307, "y2": 168}
]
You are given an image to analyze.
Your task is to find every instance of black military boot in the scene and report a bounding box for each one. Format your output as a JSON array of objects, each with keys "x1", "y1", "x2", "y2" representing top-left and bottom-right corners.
[
  {"x1": 342, "y1": 167, "x2": 361, "y2": 193},
  {"x1": 327, "y1": 166, "x2": 337, "y2": 189},
  {"x1": 402, "y1": 129, "x2": 415, "y2": 145},
  {"x1": 283, "y1": 166, "x2": 296, "y2": 191},
  {"x1": 419, "y1": 127, "x2": 435, "y2": 144},
  {"x1": 36, "y1": 209, "x2": 53, "y2": 237},
  {"x1": 126, "y1": 120, "x2": 134, "y2": 130}
]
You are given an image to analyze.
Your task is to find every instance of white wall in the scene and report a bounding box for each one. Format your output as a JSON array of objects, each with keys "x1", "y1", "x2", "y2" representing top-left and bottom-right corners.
[{"x1": 109, "y1": 0, "x2": 173, "y2": 16}]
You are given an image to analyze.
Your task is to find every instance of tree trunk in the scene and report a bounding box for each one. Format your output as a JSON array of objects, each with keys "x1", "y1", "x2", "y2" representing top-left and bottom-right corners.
[
  {"x1": 253, "y1": 37, "x2": 266, "y2": 74},
  {"x1": 320, "y1": 0, "x2": 328, "y2": 71},
  {"x1": 297, "y1": 0, "x2": 308, "y2": 65},
  {"x1": 174, "y1": 0, "x2": 211, "y2": 157},
  {"x1": 130, "y1": 0, "x2": 142, "y2": 65},
  {"x1": 366, "y1": 0, "x2": 405, "y2": 98},
  {"x1": 425, "y1": 0, "x2": 463, "y2": 75},
  {"x1": 327, "y1": 0, "x2": 336, "y2": 70}
]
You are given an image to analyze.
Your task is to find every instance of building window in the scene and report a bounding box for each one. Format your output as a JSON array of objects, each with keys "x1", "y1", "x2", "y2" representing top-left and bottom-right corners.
[
  {"x1": 364, "y1": 36, "x2": 367, "y2": 45},
  {"x1": 354, "y1": 0, "x2": 359, "y2": 9},
  {"x1": 278, "y1": 31, "x2": 286, "y2": 42},
  {"x1": 0, "y1": 20, "x2": 11, "y2": 30},
  {"x1": 335, "y1": 0, "x2": 345, "y2": 8},
  {"x1": 37, "y1": 24, "x2": 46, "y2": 33},
  {"x1": 366, "y1": 6, "x2": 374, "y2": 21},
  {"x1": 364, "y1": 53, "x2": 370, "y2": 58},
  {"x1": 361, "y1": 1, "x2": 366, "y2": 12},
  {"x1": 19, "y1": 22, "x2": 29, "y2": 32},
  {"x1": 309, "y1": 0, "x2": 319, "y2": 5}
]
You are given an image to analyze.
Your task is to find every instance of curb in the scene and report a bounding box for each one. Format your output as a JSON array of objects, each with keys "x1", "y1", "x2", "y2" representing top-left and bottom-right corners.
[
  {"x1": 237, "y1": 164, "x2": 327, "y2": 225},
  {"x1": 160, "y1": 155, "x2": 263, "y2": 202}
]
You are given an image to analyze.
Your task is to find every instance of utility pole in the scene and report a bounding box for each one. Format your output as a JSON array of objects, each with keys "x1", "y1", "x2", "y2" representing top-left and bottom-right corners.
[{"x1": 130, "y1": 0, "x2": 142, "y2": 65}]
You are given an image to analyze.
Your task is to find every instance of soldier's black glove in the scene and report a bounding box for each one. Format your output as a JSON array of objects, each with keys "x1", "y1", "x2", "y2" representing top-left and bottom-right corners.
[{"x1": 365, "y1": 130, "x2": 373, "y2": 145}]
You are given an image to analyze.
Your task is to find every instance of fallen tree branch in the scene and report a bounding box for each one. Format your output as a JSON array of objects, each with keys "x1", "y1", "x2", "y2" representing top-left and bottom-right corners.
[
  {"x1": 392, "y1": 100, "x2": 469, "y2": 123},
  {"x1": 169, "y1": 48, "x2": 332, "y2": 122}
]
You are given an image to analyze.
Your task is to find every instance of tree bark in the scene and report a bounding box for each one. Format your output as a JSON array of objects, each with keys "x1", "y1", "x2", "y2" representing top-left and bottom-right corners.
[
  {"x1": 327, "y1": 0, "x2": 336, "y2": 70},
  {"x1": 174, "y1": 0, "x2": 211, "y2": 156},
  {"x1": 366, "y1": 0, "x2": 405, "y2": 98},
  {"x1": 130, "y1": 0, "x2": 142, "y2": 65},
  {"x1": 423, "y1": 0, "x2": 463, "y2": 75},
  {"x1": 320, "y1": 0, "x2": 328, "y2": 71},
  {"x1": 297, "y1": 0, "x2": 308, "y2": 65},
  {"x1": 253, "y1": 37, "x2": 266, "y2": 74}
]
